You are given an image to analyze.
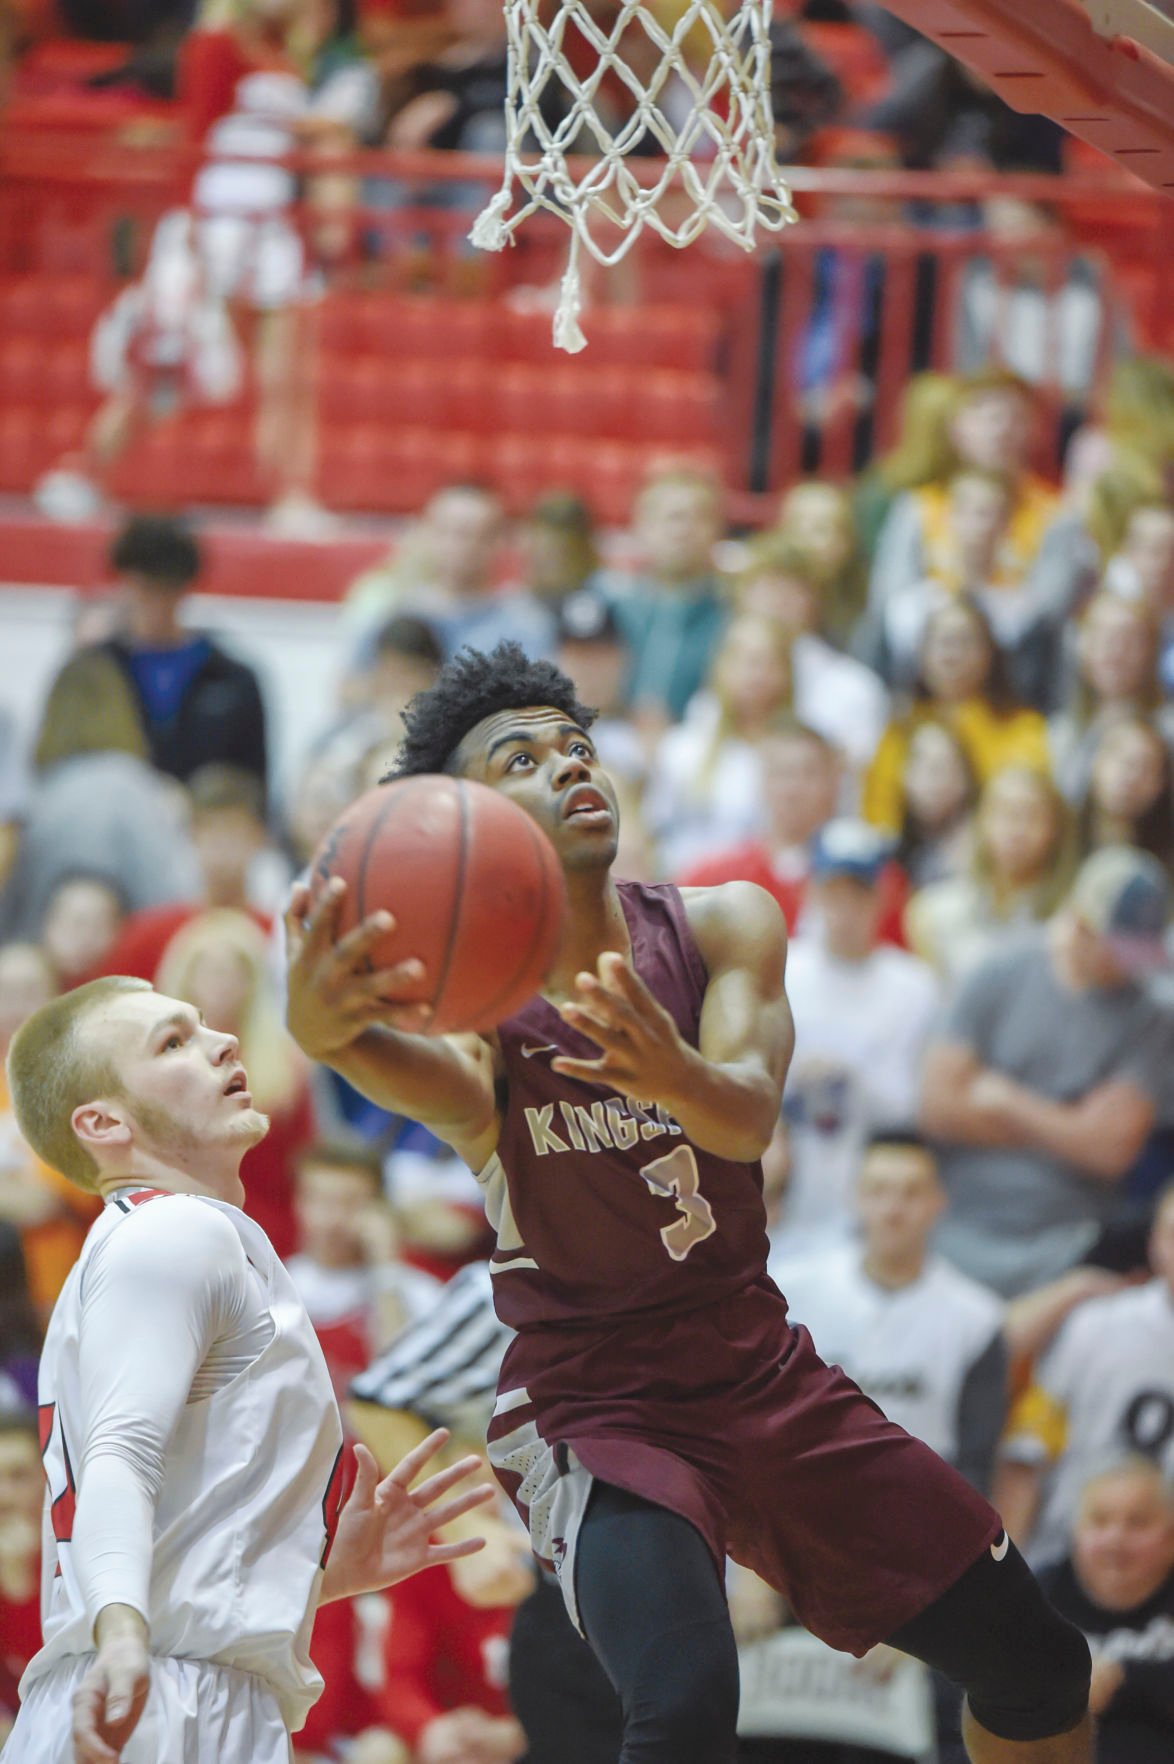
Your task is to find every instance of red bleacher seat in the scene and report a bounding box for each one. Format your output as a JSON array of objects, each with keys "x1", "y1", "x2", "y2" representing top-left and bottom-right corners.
[
  {"x1": 541, "y1": 366, "x2": 610, "y2": 440},
  {"x1": 634, "y1": 370, "x2": 720, "y2": 446},
  {"x1": 42, "y1": 404, "x2": 90, "y2": 463},
  {"x1": 179, "y1": 412, "x2": 267, "y2": 506},
  {"x1": 0, "y1": 275, "x2": 58, "y2": 336},
  {"x1": 437, "y1": 298, "x2": 499, "y2": 360},
  {"x1": 315, "y1": 293, "x2": 365, "y2": 356},
  {"x1": 44, "y1": 339, "x2": 93, "y2": 406},
  {"x1": 387, "y1": 359, "x2": 449, "y2": 428},
  {"x1": 47, "y1": 273, "x2": 110, "y2": 337},
  {"x1": 319, "y1": 356, "x2": 380, "y2": 426},
  {"x1": 496, "y1": 305, "x2": 563, "y2": 365},
  {"x1": 352, "y1": 294, "x2": 434, "y2": 360},
  {"x1": 486, "y1": 432, "x2": 550, "y2": 511},
  {"x1": 445, "y1": 360, "x2": 497, "y2": 434},
  {"x1": 108, "y1": 422, "x2": 186, "y2": 508},
  {"x1": 319, "y1": 423, "x2": 393, "y2": 513},
  {"x1": 584, "y1": 304, "x2": 722, "y2": 373},
  {"x1": 320, "y1": 425, "x2": 487, "y2": 514},
  {"x1": 423, "y1": 429, "x2": 487, "y2": 489},
  {"x1": 0, "y1": 408, "x2": 50, "y2": 491},
  {"x1": 488, "y1": 364, "x2": 548, "y2": 434},
  {"x1": 0, "y1": 339, "x2": 46, "y2": 404}
]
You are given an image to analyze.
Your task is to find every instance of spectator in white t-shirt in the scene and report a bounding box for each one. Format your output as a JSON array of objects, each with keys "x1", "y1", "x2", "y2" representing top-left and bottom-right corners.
[
  {"x1": 772, "y1": 1131, "x2": 1007, "y2": 1494},
  {"x1": 773, "y1": 821, "x2": 940, "y2": 1252},
  {"x1": 994, "y1": 1181, "x2": 1174, "y2": 1569}
]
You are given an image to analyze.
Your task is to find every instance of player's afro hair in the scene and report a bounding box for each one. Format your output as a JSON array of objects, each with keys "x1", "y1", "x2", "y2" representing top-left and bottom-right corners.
[{"x1": 387, "y1": 641, "x2": 597, "y2": 779}]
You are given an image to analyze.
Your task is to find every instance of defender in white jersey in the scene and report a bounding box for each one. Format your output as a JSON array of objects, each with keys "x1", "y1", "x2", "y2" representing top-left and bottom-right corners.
[{"x1": 3, "y1": 974, "x2": 492, "y2": 1764}]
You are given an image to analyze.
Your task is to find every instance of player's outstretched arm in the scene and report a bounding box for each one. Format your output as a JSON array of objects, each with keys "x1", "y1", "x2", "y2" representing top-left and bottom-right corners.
[
  {"x1": 70, "y1": 1201, "x2": 242, "y2": 1762},
  {"x1": 284, "y1": 879, "x2": 499, "y2": 1164},
  {"x1": 319, "y1": 1431, "x2": 496, "y2": 1605},
  {"x1": 553, "y1": 881, "x2": 792, "y2": 1163}
]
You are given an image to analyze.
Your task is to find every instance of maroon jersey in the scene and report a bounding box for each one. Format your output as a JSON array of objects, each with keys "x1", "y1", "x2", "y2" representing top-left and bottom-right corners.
[
  {"x1": 480, "y1": 885, "x2": 1001, "y2": 1658},
  {"x1": 480, "y1": 881, "x2": 771, "y2": 1330}
]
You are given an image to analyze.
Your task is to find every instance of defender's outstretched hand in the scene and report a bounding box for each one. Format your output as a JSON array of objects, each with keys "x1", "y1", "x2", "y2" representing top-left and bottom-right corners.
[
  {"x1": 320, "y1": 1431, "x2": 496, "y2": 1604},
  {"x1": 553, "y1": 951, "x2": 691, "y2": 1102},
  {"x1": 285, "y1": 877, "x2": 433, "y2": 1058}
]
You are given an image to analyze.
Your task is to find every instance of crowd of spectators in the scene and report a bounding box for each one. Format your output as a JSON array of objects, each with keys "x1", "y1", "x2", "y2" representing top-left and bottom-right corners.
[{"x1": 2, "y1": 341, "x2": 1174, "y2": 1759}]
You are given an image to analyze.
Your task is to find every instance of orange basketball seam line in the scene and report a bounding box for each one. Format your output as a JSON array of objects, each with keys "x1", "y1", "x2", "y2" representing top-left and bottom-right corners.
[
  {"x1": 353, "y1": 778, "x2": 420, "y2": 936},
  {"x1": 453, "y1": 809, "x2": 558, "y2": 1034},
  {"x1": 429, "y1": 777, "x2": 470, "y2": 1019}
]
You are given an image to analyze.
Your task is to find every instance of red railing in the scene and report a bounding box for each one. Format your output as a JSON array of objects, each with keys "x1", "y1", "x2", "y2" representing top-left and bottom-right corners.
[{"x1": 0, "y1": 135, "x2": 1168, "y2": 520}]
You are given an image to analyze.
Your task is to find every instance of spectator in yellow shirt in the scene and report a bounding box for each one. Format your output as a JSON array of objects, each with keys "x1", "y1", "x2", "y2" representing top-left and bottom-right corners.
[{"x1": 864, "y1": 595, "x2": 1049, "y2": 832}]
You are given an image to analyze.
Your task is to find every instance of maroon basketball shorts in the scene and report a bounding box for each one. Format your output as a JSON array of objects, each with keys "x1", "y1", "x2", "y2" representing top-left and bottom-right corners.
[{"x1": 487, "y1": 1275, "x2": 1001, "y2": 1655}]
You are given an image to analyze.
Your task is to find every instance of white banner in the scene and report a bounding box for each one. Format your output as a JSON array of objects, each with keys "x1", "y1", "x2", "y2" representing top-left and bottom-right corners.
[{"x1": 738, "y1": 1629, "x2": 935, "y2": 1758}]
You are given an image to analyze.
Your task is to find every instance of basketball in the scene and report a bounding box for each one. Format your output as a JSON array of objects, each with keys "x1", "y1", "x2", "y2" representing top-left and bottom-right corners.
[{"x1": 309, "y1": 775, "x2": 567, "y2": 1034}]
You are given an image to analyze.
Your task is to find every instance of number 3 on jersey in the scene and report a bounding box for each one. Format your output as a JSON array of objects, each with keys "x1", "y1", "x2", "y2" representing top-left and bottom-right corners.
[{"x1": 641, "y1": 1145, "x2": 715, "y2": 1261}]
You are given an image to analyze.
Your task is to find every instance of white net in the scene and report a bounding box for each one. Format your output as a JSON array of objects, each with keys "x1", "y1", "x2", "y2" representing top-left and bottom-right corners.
[{"x1": 470, "y1": 0, "x2": 797, "y2": 351}]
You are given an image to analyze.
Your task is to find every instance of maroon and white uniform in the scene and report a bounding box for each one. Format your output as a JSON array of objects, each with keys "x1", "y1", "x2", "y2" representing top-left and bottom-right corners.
[{"x1": 479, "y1": 882, "x2": 999, "y2": 1651}]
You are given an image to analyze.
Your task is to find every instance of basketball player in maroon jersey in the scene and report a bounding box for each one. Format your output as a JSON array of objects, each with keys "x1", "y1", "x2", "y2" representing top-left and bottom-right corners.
[{"x1": 286, "y1": 643, "x2": 1092, "y2": 1763}]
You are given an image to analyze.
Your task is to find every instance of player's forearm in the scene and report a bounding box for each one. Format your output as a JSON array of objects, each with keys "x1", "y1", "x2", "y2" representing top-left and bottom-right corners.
[
  {"x1": 1004, "y1": 1269, "x2": 1119, "y2": 1361},
  {"x1": 74, "y1": 1456, "x2": 157, "y2": 1636},
  {"x1": 329, "y1": 1028, "x2": 496, "y2": 1148},
  {"x1": 659, "y1": 1045, "x2": 781, "y2": 1163},
  {"x1": 918, "y1": 1078, "x2": 1020, "y2": 1148}
]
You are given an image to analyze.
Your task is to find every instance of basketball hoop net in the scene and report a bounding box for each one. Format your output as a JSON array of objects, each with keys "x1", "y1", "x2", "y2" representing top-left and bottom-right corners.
[{"x1": 470, "y1": 0, "x2": 797, "y2": 351}]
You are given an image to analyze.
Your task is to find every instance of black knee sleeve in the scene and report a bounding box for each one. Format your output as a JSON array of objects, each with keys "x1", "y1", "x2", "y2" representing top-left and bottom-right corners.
[
  {"x1": 888, "y1": 1536, "x2": 1091, "y2": 1743},
  {"x1": 575, "y1": 1482, "x2": 740, "y2": 1764},
  {"x1": 625, "y1": 1614, "x2": 740, "y2": 1764}
]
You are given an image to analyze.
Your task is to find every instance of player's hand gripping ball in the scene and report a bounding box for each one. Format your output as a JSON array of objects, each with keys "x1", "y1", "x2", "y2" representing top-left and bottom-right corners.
[{"x1": 307, "y1": 775, "x2": 567, "y2": 1036}]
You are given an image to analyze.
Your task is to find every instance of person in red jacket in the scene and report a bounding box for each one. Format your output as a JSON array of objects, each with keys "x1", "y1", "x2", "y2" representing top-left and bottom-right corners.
[
  {"x1": 0, "y1": 1414, "x2": 43, "y2": 1747},
  {"x1": 371, "y1": 1505, "x2": 531, "y2": 1764}
]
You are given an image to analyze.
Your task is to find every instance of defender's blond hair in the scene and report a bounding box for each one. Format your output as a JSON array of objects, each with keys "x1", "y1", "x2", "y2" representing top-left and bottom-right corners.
[{"x1": 6, "y1": 975, "x2": 150, "y2": 1190}]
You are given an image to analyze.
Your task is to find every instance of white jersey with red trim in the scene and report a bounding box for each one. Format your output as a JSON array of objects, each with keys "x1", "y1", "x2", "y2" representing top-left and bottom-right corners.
[{"x1": 27, "y1": 1188, "x2": 344, "y2": 1732}]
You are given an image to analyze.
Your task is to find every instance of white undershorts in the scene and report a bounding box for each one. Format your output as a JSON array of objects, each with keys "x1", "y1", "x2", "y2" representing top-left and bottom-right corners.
[{"x1": 5, "y1": 1653, "x2": 291, "y2": 1764}]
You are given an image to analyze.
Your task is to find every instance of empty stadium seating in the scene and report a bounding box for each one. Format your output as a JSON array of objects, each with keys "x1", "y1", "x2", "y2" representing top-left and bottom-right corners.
[{"x1": 0, "y1": 263, "x2": 728, "y2": 523}]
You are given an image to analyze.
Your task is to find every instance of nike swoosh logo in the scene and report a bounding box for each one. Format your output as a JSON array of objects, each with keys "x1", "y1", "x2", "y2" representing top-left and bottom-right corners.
[
  {"x1": 990, "y1": 1532, "x2": 1009, "y2": 1562},
  {"x1": 520, "y1": 1044, "x2": 558, "y2": 1060}
]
